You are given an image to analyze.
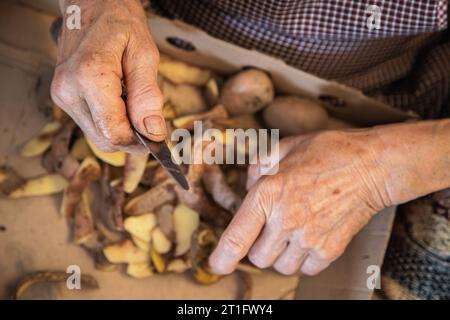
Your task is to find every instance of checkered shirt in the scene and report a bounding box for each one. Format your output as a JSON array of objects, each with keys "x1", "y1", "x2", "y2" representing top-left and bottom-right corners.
[{"x1": 150, "y1": 0, "x2": 449, "y2": 118}]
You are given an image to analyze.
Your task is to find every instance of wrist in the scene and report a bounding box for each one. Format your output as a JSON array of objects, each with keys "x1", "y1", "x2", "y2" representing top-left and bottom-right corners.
[{"x1": 368, "y1": 119, "x2": 450, "y2": 206}]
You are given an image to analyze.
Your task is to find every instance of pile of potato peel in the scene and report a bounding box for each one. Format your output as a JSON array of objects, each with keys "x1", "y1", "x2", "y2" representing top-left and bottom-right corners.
[{"x1": 2, "y1": 53, "x2": 353, "y2": 299}]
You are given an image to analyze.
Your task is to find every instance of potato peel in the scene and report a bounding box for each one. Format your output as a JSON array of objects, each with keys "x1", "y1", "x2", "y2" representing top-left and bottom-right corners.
[
  {"x1": 13, "y1": 271, "x2": 98, "y2": 300},
  {"x1": 21, "y1": 121, "x2": 62, "y2": 158},
  {"x1": 61, "y1": 157, "x2": 101, "y2": 218},
  {"x1": 123, "y1": 153, "x2": 148, "y2": 194},
  {"x1": 9, "y1": 174, "x2": 68, "y2": 198}
]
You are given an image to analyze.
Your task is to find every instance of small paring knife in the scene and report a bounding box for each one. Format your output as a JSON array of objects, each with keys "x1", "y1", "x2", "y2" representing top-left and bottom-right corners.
[{"x1": 134, "y1": 130, "x2": 189, "y2": 191}]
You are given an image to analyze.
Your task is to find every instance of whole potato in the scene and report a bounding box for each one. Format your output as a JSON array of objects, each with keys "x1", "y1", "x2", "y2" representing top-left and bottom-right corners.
[
  {"x1": 263, "y1": 96, "x2": 329, "y2": 136},
  {"x1": 220, "y1": 69, "x2": 274, "y2": 116}
]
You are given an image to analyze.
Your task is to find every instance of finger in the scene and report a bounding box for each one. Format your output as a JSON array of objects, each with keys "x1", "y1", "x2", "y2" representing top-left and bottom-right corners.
[
  {"x1": 209, "y1": 185, "x2": 268, "y2": 275},
  {"x1": 300, "y1": 253, "x2": 331, "y2": 276},
  {"x1": 247, "y1": 135, "x2": 310, "y2": 189},
  {"x1": 273, "y1": 243, "x2": 309, "y2": 275},
  {"x1": 82, "y1": 71, "x2": 135, "y2": 148},
  {"x1": 123, "y1": 38, "x2": 166, "y2": 142},
  {"x1": 247, "y1": 221, "x2": 288, "y2": 268}
]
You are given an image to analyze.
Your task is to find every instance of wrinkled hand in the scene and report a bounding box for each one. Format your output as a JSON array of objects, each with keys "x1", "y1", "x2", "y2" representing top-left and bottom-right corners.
[
  {"x1": 209, "y1": 130, "x2": 392, "y2": 275},
  {"x1": 51, "y1": 0, "x2": 165, "y2": 152}
]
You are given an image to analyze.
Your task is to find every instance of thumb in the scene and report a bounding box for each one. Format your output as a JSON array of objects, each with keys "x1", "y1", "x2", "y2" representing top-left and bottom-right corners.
[{"x1": 123, "y1": 42, "x2": 167, "y2": 142}]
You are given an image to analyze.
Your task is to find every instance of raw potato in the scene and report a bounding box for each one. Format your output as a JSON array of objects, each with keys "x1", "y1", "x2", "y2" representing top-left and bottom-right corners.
[
  {"x1": 132, "y1": 235, "x2": 151, "y2": 253},
  {"x1": 173, "y1": 204, "x2": 200, "y2": 256},
  {"x1": 173, "y1": 105, "x2": 229, "y2": 130},
  {"x1": 127, "y1": 262, "x2": 154, "y2": 278},
  {"x1": 61, "y1": 157, "x2": 101, "y2": 218},
  {"x1": 21, "y1": 121, "x2": 61, "y2": 157},
  {"x1": 163, "y1": 81, "x2": 208, "y2": 116},
  {"x1": 214, "y1": 114, "x2": 262, "y2": 130},
  {"x1": 94, "y1": 252, "x2": 120, "y2": 272},
  {"x1": 103, "y1": 239, "x2": 149, "y2": 264},
  {"x1": 13, "y1": 271, "x2": 98, "y2": 300},
  {"x1": 123, "y1": 153, "x2": 148, "y2": 194},
  {"x1": 151, "y1": 227, "x2": 172, "y2": 254},
  {"x1": 70, "y1": 137, "x2": 93, "y2": 160},
  {"x1": 325, "y1": 117, "x2": 355, "y2": 130},
  {"x1": 124, "y1": 182, "x2": 175, "y2": 216},
  {"x1": 85, "y1": 136, "x2": 126, "y2": 167},
  {"x1": 220, "y1": 69, "x2": 274, "y2": 116},
  {"x1": 159, "y1": 54, "x2": 211, "y2": 86},
  {"x1": 167, "y1": 259, "x2": 190, "y2": 273},
  {"x1": 263, "y1": 96, "x2": 329, "y2": 136},
  {"x1": 123, "y1": 213, "x2": 157, "y2": 242},
  {"x1": 151, "y1": 249, "x2": 166, "y2": 273},
  {"x1": 8, "y1": 174, "x2": 68, "y2": 198}
]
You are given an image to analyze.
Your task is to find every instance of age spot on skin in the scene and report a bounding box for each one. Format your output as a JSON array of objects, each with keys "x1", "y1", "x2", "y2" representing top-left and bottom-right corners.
[{"x1": 332, "y1": 189, "x2": 340, "y2": 195}]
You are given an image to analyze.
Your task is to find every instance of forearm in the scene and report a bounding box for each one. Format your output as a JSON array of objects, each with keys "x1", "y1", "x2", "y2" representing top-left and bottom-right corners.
[{"x1": 370, "y1": 119, "x2": 450, "y2": 206}]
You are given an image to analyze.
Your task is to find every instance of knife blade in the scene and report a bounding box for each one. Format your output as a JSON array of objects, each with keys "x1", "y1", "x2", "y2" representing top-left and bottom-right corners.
[{"x1": 134, "y1": 130, "x2": 189, "y2": 190}]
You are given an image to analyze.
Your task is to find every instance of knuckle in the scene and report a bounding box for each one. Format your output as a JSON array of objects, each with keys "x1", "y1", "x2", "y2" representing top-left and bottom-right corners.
[{"x1": 50, "y1": 68, "x2": 73, "y2": 107}]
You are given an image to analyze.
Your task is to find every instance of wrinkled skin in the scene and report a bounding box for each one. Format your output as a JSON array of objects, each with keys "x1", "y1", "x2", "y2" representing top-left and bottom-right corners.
[
  {"x1": 210, "y1": 131, "x2": 388, "y2": 275},
  {"x1": 209, "y1": 121, "x2": 450, "y2": 275},
  {"x1": 51, "y1": 0, "x2": 166, "y2": 153}
]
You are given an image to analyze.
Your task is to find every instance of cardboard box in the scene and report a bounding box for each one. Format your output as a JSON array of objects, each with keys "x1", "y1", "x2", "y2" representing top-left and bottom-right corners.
[{"x1": 0, "y1": 0, "x2": 403, "y2": 299}]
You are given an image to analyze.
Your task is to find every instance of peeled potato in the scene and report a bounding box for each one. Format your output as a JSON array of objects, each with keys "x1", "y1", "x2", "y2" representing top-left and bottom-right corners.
[
  {"x1": 167, "y1": 259, "x2": 190, "y2": 273},
  {"x1": 131, "y1": 235, "x2": 151, "y2": 253},
  {"x1": 123, "y1": 153, "x2": 148, "y2": 194},
  {"x1": 220, "y1": 69, "x2": 274, "y2": 116},
  {"x1": 263, "y1": 96, "x2": 329, "y2": 136},
  {"x1": 85, "y1": 137, "x2": 126, "y2": 167},
  {"x1": 159, "y1": 54, "x2": 211, "y2": 86},
  {"x1": 173, "y1": 204, "x2": 200, "y2": 256},
  {"x1": 124, "y1": 213, "x2": 157, "y2": 243},
  {"x1": 103, "y1": 239, "x2": 149, "y2": 264},
  {"x1": 151, "y1": 227, "x2": 172, "y2": 254},
  {"x1": 163, "y1": 82, "x2": 207, "y2": 116},
  {"x1": 127, "y1": 262, "x2": 154, "y2": 278}
]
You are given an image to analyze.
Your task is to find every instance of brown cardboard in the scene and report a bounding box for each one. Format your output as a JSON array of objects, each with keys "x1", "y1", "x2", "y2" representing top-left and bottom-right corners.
[{"x1": 0, "y1": 0, "x2": 397, "y2": 300}]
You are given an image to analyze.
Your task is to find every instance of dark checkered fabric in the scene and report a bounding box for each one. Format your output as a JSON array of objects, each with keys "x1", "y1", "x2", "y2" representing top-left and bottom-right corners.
[{"x1": 151, "y1": 0, "x2": 450, "y2": 119}]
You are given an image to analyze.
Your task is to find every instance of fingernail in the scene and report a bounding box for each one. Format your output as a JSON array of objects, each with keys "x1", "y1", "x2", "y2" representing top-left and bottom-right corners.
[{"x1": 144, "y1": 115, "x2": 166, "y2": 137}]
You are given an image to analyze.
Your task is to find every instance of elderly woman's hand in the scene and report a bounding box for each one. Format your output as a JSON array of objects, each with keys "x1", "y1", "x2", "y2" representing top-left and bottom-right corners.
[
  {"x1": 209, "y1": 120, "x2": 450, "y2": 275},
  {"x1": 51, "y1": 0, "x2": 165, "y2": 152},
  {"x1": 209, "y1": 130, "x2": 389, "y2": 275}
]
